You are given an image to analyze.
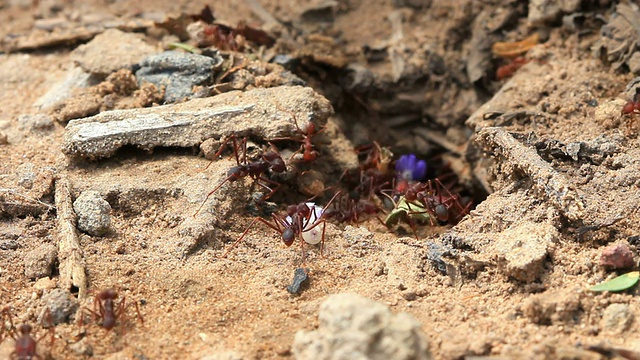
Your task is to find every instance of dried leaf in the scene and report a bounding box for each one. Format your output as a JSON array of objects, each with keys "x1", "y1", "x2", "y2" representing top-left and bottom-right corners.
[{"x1": 492, "y1": 33, "x2": 539, "y2": 58}]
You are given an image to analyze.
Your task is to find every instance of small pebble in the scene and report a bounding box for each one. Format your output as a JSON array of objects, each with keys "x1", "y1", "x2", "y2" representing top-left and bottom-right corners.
[
  {"x1": 600, "y1": 242, "x2": 635, "y2": 270},
  {"x1": 287, "y1": 268, "x2": 309, "y2": 294},
  {"x1": 23, "y1": 243, "x2": 57, "y2": 280},
  {"x1": 40, "y1": 288, "x2": 79, "y2": 326},
  {"x1": 69, "y1": 339, "x2": 94, "y2": 357},
  {"x1": 0, "y1": 239, "x2": 19, "y2": 250},
  {"x1": 33, "y1": 277, "x2": 57, "y2": 292},
  {"x1": 73, "y1": 191, "x2": 112, "y2": 236},
  {"x1": 602, "y1": 303, "x2": 634, "y2": 334},
  {"x1": 401, "y1": 290, "x2": 417, "y2": 301}
]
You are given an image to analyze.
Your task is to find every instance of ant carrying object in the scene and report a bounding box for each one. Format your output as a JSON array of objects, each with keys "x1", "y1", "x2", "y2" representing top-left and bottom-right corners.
[
  {"x1": 403, "y1": 179, "x2": 472, "y2": 225},
  {"x1": 194, "y1": 135, "x2": 287, "y2": 216},
  {"x1": 79, "y1": 288, "x2": 143, "y2": 337},
  {"x1": 1, "y1": 306, "x2": 54, "y2": 360},
  {"x1": 384, "y1": 179, "x2": 471, "y2": 240},
  {"x1": 219, "y1": 192, "x2": 341, "y2": 262}
]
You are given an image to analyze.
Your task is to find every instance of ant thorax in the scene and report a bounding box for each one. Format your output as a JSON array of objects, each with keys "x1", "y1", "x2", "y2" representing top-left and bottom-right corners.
[{"x1": 285, "y1": 202, "x2": 324, "y2": 244}]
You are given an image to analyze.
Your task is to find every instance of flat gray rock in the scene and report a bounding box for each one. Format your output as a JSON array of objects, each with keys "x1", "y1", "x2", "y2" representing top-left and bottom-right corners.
[
  {"x1": 71, "y1": 28, "x2": 157, "y2": 76},
  {"x1": 136, "y1": 50, "x2": 223, "y2": 103},
  {"x1": 61, "y1": 85, "x2": 333, "y2": 159}
]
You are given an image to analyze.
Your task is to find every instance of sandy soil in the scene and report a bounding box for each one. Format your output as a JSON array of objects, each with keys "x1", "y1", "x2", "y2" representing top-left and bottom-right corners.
[{"x1": 1, "y1": 0, "x2": 640, "y2": 359}]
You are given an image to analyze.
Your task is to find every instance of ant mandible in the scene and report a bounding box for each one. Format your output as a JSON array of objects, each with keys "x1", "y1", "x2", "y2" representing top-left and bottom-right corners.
[
  {"x1": 220, "y1": 192, "x2": 341, "y2": 262},
  {"x1": 1, "y1": 306, "x2": 54, "y2": 360},
  {"x1": 194, "y1": 135, "x2": 287, "y2": 216},
  {"x1": 81, "y1": 288, "x2": 143, "y2": 336}
]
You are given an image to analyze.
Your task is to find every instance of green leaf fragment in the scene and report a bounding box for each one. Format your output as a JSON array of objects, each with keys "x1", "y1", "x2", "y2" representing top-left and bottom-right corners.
[
  {"x1": 384, "y1": 196, "x2": 434, "y2": 227},
  {"x1": 167, "y1": 42, "x2": 200, "y2": 54},
  {"x1": 589, "y1": 271, "x2": 640, "y2": 292}
]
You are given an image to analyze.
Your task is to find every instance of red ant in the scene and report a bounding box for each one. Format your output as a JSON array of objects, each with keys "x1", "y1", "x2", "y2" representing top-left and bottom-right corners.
[
  {"x1": 270, "y1": 108, "x2": 325, "y2": 163},
  {"x1": 195, "y1": 136, "x2": 287, "y2": 216},
  {"x1": 340, "y1": 144, "x2": 394, "y2": 200},
  {"x1": 200, "y1": 21, "x2": 274, "y2": 52},
  {"x1": 324, "y1": 193, "x2": 383, "y2": 225},
  {"x1": 496, "y1": 56, "x2": 529, "y2": 80},
  {"x1": 385, "y1": 179, "x2": 471, "y2": 239},
  {"x1": 1, "y1": 306, "x2": 54, "y2": 360},
  {"x1": 622, "y1": 92, "x2": 640, "y2": 115},
  {"x1": 220, "y1": 192, "x2": 341, "y2": 262},
  {"x1": 80, "y1": 289, "x2": 143, "y2": 338},
  {"x1": 404, "y1": 179, "x2": 471, "y2": 225}
]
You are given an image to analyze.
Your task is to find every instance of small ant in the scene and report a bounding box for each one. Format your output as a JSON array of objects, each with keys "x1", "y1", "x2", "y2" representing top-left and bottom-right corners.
[
  {"x1": 342, "y1": 142, "x2": 395, "y2": 197},
  {"x1": 496, "y1": 56, "x2": 529, "y2": 80},
  {"x1": 622, "y1": 92, "x2": 640, "y2": 115},
  {"x1": 271, "y1": 109, "x2": 325, "y2": 163},
  {"x1": 1, "y1": 306, "x2": 54, "y2": 360},
  {"x1": 220, "y1": 192, "x2": 341, "y2": 262},
  {"x1": 80, "y1": 289, "x2": 143, "y2": 337},
  {"x1": 195, "y1": 136, "x2": 287, "y2": 216}
]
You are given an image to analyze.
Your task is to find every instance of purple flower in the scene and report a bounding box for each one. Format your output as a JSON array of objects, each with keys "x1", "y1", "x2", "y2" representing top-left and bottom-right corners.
[{"x1": 395, "y1": 154, "x2": 427, "y2": 182}]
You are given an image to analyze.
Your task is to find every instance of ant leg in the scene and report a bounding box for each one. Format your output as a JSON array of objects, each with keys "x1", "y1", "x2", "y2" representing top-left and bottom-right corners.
[
  {"x1": 320, "y1": 220, "x2": 326, "y2": 256},
  {"x1": 320, "y1": 191, "x2": 342, "y2": 216},
  {"x1": 219, "y1": 217, "x2": 282, "y2": 258},
  {"x1": 202, "y1": 135, "x2": 238, "y2": 172},
  {"x1": 255, "y1": 176, "x2": 281, "y2": 202},
  {"x1": 193, "y1": 173, "x2": 238, "y2": 217},
  {"x1": 1, "y1": 307, "x2": 17, "y2": 341},
  {"x1": 407, "y1": 217, "x2": 420, "y2": 241},
  {"x1": 129, "y1": 301, "x2": 144, "y2": 326},
  {"x1": 36, "y1": 308, "x2": 56, "y2": 346},
  {"x1": 116, "y1": 297, "x2": 128, "y2": 344}
]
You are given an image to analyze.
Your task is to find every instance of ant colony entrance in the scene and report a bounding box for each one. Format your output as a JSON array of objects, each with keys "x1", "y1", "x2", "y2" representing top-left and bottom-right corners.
[{"x1": 197, "y1": 102, "x2": 484, "y2": 281}]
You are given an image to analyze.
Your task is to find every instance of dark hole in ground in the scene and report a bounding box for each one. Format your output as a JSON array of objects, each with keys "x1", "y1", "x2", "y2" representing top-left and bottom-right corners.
[{"x1": 272, "y1": 60, "x2": 490, "y2": 228}]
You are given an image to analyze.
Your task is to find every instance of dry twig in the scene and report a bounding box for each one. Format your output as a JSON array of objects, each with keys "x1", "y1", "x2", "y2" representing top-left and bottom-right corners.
[
  {"x1": 477, "y1": 127, "x2": 585, "y2": 221},
  {"x1": 54, "y1": 176, "x2": 88, "y2": 299}
]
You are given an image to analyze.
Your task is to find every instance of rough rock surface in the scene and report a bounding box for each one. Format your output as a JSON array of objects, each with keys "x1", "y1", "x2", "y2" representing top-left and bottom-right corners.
[
  {"x1": 23, "y1": 243, "x2": 57, "y2": 280},
  {"x1": 61, "y1": 85, "x2": 333, "y2": 159},
  {"x1": 135, "y1": 50, "x2": 222, "y2": 103},
  {"x1": 73, "y1": 190, "x2": 112, "y2": 236},
  {"x1": 71, "y1": 28, "x2": 157, "y2": 76},
  {"x1": 293, "y1": 293, "x2": 431, "y2": 360}
]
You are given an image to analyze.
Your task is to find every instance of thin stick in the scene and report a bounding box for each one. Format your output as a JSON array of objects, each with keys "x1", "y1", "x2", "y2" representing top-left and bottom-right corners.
[{"x1": 54, "y1": 176, "x2": 88, "y2": 300}]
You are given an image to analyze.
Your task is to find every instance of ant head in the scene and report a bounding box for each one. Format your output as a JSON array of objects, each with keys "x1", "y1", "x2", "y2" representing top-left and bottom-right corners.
[
  {"x1": 286, "y1": 204, "x2": 298, "y2": 216},
  {"x1": 282, "y1": 228, "x2": 295, "y2": 246},
  {"x1": 18, "y1": 324, "x2": 32, "y2": 334},
  {"x1": 98, "y1": 288, "x2": 118, "y2": 300},
  {"x1": 405, "y1": 187, "x2": 417, "y2": 201},
  {"x1": 435, "y1": 204, "x2": 449, "y2": 222},
  {"x1": 227, "y1": 165, "x2": 244, "y2": 178},
  {"x1": 268, "y1": 156, "x2": 287, "y2": 173}
]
